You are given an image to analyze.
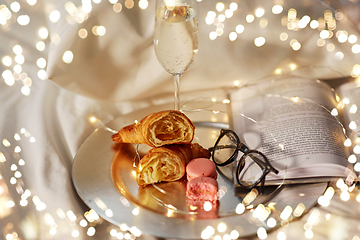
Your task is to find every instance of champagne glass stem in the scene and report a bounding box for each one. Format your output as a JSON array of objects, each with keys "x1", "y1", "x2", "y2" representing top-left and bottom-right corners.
[{"x1": 173, "y1": 74, "x2": 181, "y2": 110}]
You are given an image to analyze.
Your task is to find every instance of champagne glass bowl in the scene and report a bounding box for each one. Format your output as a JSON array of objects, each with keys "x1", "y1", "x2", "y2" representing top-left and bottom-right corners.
[{"x1": 154, "y1": 0, "x2": 199, "y2": 110}]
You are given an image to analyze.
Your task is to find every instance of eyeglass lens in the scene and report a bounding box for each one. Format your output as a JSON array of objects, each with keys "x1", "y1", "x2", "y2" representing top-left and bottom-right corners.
[
  {"x1": 237, "y1": 152, "x2": 266, "y2": 187},
  {"x1": 212, "y1": 131, "x2": 239, "y2": 166}
]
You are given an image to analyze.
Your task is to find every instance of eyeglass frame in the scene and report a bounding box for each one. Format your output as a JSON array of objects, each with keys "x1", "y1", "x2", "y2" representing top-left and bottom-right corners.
[{"x1": 209, "y1": 129, "x2": 279, "y2": 192}]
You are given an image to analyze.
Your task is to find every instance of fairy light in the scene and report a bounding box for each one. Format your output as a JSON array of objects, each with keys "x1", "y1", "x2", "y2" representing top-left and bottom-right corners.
[
  {"x1": 87, "y1": 226, "x2": 96, "y2": 236},
  {"x1": 317, "y1": 38, "x2": 326, "y2": 47},
  {"x1": 259, "y1": 18, "x2": 268, "y2": 28},
  {"x1": 344, "y1": 138, "x2": 352, "y2": 147},
  {"x1": 335, "y1": 52, "x2": 344, "y2": 60},
  {"x1": 291, "y1": 40, "x2": 301, "y2": 51},
  {"x1": 130, "y1": 226, "x2": 142, "y2": 237},
  {"x1": 235, "y1": 24, "x2": 244, "y2": 34},
  {"x1": 354, "y1": 162, "x2": 360, "y2": 172},
  {"x1": 352, "y1": 44, "x2": 360, "y2": 54},
  {"x1": 206, "y1": 15, "x2": 215, "y2": 25},
  {"x1": 132, "y1": 207, "x2": 139, "y2": 216},
  {"x1": 96, "y1": 26, "x2": 106, "y2": 36},
  {"x1": 49, "y1": 10, "x2": 60, "y2": 23},
  {"x1": 10, "y1": 177, "x2": 17, "y2": 184},
  {"x1": 292, "y1": 203, "x2": 305, "y2": 217},
  {"x1": 217, "y1": 223, "x2": 227, "y2": 232},
  {"x1": 225, "y1": 9, "x2": 233, "y2": 18},
  {"x1": 349, "y1": 121, "x2": 357, "y2": 130},
  {"x1": 36, "y1": 58, "x2": 46, "y2": 68},
  {"x1": 113, "y1": 3, "x2": 122, "y2": 12},
  {"x1": 2, "y1": 56, "x2": 12, "y2": 66},
  {"x1": 203, "y1": 201, "x2": 213, "y2": 211},
  {"x1": 229, "y1": 2, "x2": 238, "y2": 11},
  {"x1": 291, "y1": 96, "x2": 299, "y2": 102},
  {"x1": 348, "y1": 154, "x2": 357, "y2": 163},
  {"x1": 21, "y1": 86, "x2": 30, "y2": 96},
  {"x1": 120, "y1": 223, "x2": 129, "y2": 232},
  {"x1": 36, "y1": 41, "x2": 45, "y2": 51},
  {"x1": 89, "y1": 116, "x2": 97, "y2": 123},
  {"x1": 0, "y1": 152, "x2": 6, "y2": 162},
  {"x1": 17, "y1": 15, "x2": 30, "y2": 25},
  {"x1": 217, "y1": 14, "x2": 225, "y2": 23},
  {"x1": 257, "y1": 227, "x2": 267, "y2": 240},
  {"x1": 349, "y1": 104, "x2": 358, "y2": 113},
  {"x1": 2, "y1": 139, "x2": 11, "y2": 147},
  {"x1": 13, "y1": 65, "x2": 22, "y2": 74},
  {"x1": 27, "y1": 0, "x2": 37, "y2": 5},
  {"x1": 66, "y1": 210, "x2": 77, "y2": 222},
  {"x1": 117, "y1": 232, "x2": 124, "y2": 239},
  {"x1": 253, "y1": 204, "x2": 265, "y2": 219},
  {"x1": 354, "y1": 145, "x2": 360, "y2": 154},
  {"x1": 255, "y1": 8, "x2": 265, "y2": 18},
  {"x1": 10, "y1": 164, "x2": 17, "y2": 171},
  {"x1": 82, "y1": 0, "x2": 92, "y2": 13},
  {"x1": 166, "y1": 209, "x2": 175, "y2": 217},
  {"x1": 305, "y1": 229, "x2": 314, "y2": 239},
  {"x1": 62, "y1": 51, "x2": 74, "y2": 64},
  {"x1": 10, "y1": 2, "x2": 21, "y2": 12},
  {"x1": 125, "y1": 0, "x2": 134, "y2": 9},
  {"x1": 327, "y1": 43, "x2": 335, "y2": 52},
  {"x1": 79, "y1": 219, "x2": 88, "y2": 227},
  {"x1": 38, "y1": 27, "x2": 49, "y2": 39},
  {"x1": 348, "y1": 34, "x2": 357, "y2": 44},
  {"x1": 235, "y1": 203, "x2": 245, "y2": 214},
  {"x1": 340, "y1": 191, "x2": 350, "y2": 201},
  {"x1": 246, "y1": 14, "x2": 255, "y2": 23},
  {"x1": 272, "y1": 5, "x2": 283, "y2": 14},
  {"x1": 254, "y1": 37, "x2": 265, "y2": 47},
  {"x1": 71, "y1": 230, "x2": 80, "y2": 238},
  {"x1": 201, "y1": 226, "x2": 215, "y2": 239},
  {"x1": 266, "y1": 217, "x2": 276, "y2": 228},
  {"x1": 337, "y1": 31, "x2": 348, "y2": 43},
  {"x1": 15, "y1": 55, "x2": 25, "y2": 64},
  {"x1": 352, "y1": 65, "x2": 360, "y2": 77},
  {"x1": 336, "y1": 179, "x2": 346, "y2": 188},
  {"x1": 280, "y1": 206, "x2": 292, "y2": 220},
  {"x1": 215, "y1": 2, "x2": 224, "y2": 12}
]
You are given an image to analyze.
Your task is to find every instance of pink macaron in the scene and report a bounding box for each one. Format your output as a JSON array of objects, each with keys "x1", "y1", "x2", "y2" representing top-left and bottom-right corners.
[
  {"x1": 186, "y1": 176, "x2": 219, "y2": 202},
  {"x1": 186, "y1": 158, "x2": 217, "y2": 181}
]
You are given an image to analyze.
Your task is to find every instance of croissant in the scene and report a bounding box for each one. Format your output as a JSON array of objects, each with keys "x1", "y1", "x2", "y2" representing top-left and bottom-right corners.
[
  {"x1": 136, "y1": 143, "x2": 211, "y2": 187},
  {"x1": 111, "y1": 110, "x2": 195, "y2": 147}
]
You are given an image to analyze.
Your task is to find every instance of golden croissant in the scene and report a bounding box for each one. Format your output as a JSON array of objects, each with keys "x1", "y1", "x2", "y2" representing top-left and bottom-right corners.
[
  {"x1": 111, "y1": 110, "x2": 195, "y2": 147},
  {"x1": 137, "y1": 143, "x2": 211, "y2": 187}
]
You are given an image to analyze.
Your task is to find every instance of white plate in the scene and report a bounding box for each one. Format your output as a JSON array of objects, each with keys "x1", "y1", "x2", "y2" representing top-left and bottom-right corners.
[{"x1": 72, "y1": 103, "x2": 327, "y2": 239}]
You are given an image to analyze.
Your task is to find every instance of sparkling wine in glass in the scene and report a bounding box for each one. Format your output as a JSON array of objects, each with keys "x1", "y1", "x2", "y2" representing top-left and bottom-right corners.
[{"x1": 154, "y1": 0, "x2": 199, "y2": 110}]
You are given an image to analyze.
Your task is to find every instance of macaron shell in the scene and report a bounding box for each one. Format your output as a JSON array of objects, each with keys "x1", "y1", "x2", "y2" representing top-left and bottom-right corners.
[
  {"x1": 186, "y1": 158, "x2": 217, "y2": 181},
  {"x1": 186, "y1": 176, "x2": 219, "y2": 202}
]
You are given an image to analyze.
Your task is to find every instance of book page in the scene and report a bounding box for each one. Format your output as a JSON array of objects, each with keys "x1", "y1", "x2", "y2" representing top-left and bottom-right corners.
[
  {"x1": 336, "y1": 80, "x2": 360, "y2": 139},
  {"x1": 230, "y1": 77, "x2": 353, "y2": 184}
]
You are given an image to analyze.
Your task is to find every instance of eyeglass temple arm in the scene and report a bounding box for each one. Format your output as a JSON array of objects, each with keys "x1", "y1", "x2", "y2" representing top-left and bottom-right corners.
[{"x1": 244, "y1": 151, "x2": 279, "y2": 175}]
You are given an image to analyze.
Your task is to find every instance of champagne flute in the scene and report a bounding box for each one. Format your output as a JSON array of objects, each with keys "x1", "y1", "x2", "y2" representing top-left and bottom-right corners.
[{"x1": 154, "y1": 0, "x2": 199, "y2": 110}]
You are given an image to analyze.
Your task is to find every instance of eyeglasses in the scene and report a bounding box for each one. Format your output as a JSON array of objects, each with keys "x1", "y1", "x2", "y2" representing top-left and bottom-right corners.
[{"x1": 209, "y1": 129, "x2": 279, "y2": 193}]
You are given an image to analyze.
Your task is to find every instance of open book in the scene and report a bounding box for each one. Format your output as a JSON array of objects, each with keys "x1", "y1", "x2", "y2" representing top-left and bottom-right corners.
[{"x1": 229, "y1": 77, "x2": 359, "y2": 185}]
